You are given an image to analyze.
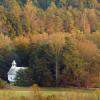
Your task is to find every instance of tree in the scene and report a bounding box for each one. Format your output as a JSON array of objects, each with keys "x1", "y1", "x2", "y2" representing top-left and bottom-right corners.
[
  {"x1": 46, "y1": 2, "x2": 64, "y2": 34},
  {"x1": 88, "y1": 9, "x2": 97, "y2": 32},
  {"x1": 14, "y1": 35, "x2": 30, "y2": 66},
  {"x1": 83, "y1": 0, "x2": 98, "y2": 8},
  {"x1": 62, "y1": 37, "x2": 86, "y2": 87},
  {"x1": 76, "y1": 38, "x2": 97, "y2": 61},
  {"x1": 23, "y1": 0, "x2": 41, "y2": 34},
  {"x1": 0, "y1": 6, "x2": 8, "y2": 34},
  {"x1": 29, "y1": 43, "x2": 54, "y2": 86},
  {"x1": 37, "y1": 0, "x2": 51, "y2": 10},
  {"x1": 17, "y1": 0, "x2": 27, "y2": 6},
  {"x1": 46, "y1": 15, "x2": 64, "y2": 34},
  {"x1": 4, "y1": 0, "x2": 21, "y2": 17},
  {"x1": 67, "y1": 0, "x2": 80, "y2": 8},
  {"x1": 6, "y1": 13, "x2": 22, "y2": 36},
  {"x1": 15, "y1": 68, "x2": 33, "y2": 86},
  {"x1": 2, "y1": 0, "x2": 22, "y2": 36},
  {"x1": 49, "y1": 33, "x2": 65, "y2": 86},
  {"x1": 75, "y1": 36, "x2": 100, "y2": 87},
  {"x1": 60, "y1": 9, "x2": 75, "y2": 32},
  {"x1": 55, "y1": 0, "x2": 62, "y2": 8},
  {"x1": 80, "y1": 9, "x2": 91, "y2": 33},
  {"x1": 87, "y1": 32, "x2": 100, "y2": 48}
]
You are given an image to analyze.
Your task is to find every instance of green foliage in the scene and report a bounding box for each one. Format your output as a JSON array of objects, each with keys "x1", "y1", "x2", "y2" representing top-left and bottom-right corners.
[
  {"x1": 29, "y1": 43, "x2": 54, "y2": 86},
  {"x1": 0, "y1": 79, "x2": 7, "y2": 89},
  {"x1": 6, "y1": 13, "x2": 22, "y2": 36},
  {"x1": 37, "y1": 0, "x2": 51, "y2": 10},
  {"x1": 17, "y1": 0, "x2": 27, "y2": 6},
  {"x1": 62, "y1": 37, "x2": 86, "y2": 87},
  {"x1": 15, "y1": 68, "x2": 33, "y2": 86},
  {"x1": 83, "y1": 0, "x2": 97, "y2": 8}
]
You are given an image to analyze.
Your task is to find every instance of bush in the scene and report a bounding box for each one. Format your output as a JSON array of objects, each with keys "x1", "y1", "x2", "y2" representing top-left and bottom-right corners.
[
  {"x1": 15, "y1": 68, "x2": 34, "y2": 86},
  {"x1": 0, "y1": 79, "x2": 7, "y2": 89},
  {"x1": 31, "y1": 84, "x2": 41, "y2": 95}
]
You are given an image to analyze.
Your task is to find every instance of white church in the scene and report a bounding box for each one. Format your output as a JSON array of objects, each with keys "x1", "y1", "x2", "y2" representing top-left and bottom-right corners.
[{"x1": 8, "y1": 60, "x2": 27, "y2": 82}]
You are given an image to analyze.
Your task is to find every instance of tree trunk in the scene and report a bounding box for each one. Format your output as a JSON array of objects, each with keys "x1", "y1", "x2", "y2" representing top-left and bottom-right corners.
[{"x1": 55, "y1": 55, "x2": 58, "y2": 87}]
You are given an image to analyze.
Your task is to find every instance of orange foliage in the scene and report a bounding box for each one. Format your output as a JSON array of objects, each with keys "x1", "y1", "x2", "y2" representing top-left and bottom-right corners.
[
  {"x1": 80, "y1": 9, "x2": 91, "y2": 33},
  {"x1": 30, "y1": 34, "x2": 49, "y2": 43},
  {"x1": 76, "y1": 38, "x2": 97, "y2": 60},
  {"x1": 0, "y1": 33, "x2": 12, "y2": 48},
  {"x1": 14, "y1": 35, "x2": 30, "y2": 48}
]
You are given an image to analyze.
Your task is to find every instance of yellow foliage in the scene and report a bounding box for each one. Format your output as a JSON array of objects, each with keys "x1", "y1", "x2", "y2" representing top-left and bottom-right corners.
[
  {"x1": 30, "y1": 34, "x2": 49, "y2": 43},
  {"x1": 0, "y1": 33, "x2": 12, "y2": 49},
  {"x1": 49, "y1": 33, "x2": 65, "y2": 55},
  {"x1": 14, "y1": 35, "x2": 30, "y2": 46},
  {"x1": 24, "y1": 0, "x2": 37, "y2": 20},
  {"x1": 31, "y1": 84, "x2": 41, "y2": 94}
]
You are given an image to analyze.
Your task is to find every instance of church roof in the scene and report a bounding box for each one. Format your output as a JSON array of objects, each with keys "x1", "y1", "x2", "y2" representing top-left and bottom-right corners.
[
  {"x1": 8, "y1": 67, "x2": 26, "y2": 75},
  {"x1": 8, "y1": 60, "x2": 27, "y2": 75}
]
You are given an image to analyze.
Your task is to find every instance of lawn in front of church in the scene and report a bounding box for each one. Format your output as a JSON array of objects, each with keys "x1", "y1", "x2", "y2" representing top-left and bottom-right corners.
[{"x1": 0, "y1": 87, "x2": 99, "y2": 100}]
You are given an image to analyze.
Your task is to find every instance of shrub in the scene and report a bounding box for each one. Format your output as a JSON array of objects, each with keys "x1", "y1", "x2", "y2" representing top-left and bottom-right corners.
[
  {"x1": 15, "y1": 68, "x2": 34, "y2": 86},
  {"x1": 0, "y1": 79, "x2": 7, "y2": 89},
  {"x1": 31, "y1": 84, "x2": 41, "y2": 95}
]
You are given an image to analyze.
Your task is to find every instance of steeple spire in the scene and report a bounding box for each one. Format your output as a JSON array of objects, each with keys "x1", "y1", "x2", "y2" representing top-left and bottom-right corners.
[{"x1": 12, "y1": 60, "x2": 16, "y2": 68}]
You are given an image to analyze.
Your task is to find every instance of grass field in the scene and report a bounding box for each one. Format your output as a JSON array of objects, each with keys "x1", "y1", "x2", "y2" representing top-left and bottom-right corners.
[{"x1": 0, "y1": 87, "x2": 100, "y2": 100}]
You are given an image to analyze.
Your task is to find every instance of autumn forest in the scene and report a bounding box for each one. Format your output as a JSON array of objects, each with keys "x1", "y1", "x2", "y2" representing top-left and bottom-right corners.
[{"x1": 0, "y1": 0, "x2": 100, "y2": 88}]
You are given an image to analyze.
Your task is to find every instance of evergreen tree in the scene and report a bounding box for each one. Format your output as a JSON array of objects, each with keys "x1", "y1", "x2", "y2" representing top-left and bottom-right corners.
[{"x1": 37, "y1": 0, "x2": 51, "y2": 10}]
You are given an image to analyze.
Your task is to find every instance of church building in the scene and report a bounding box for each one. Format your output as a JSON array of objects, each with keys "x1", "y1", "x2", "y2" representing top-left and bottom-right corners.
[{"x1": 8, "y1": 60, "x2": 27, "y2": 82}]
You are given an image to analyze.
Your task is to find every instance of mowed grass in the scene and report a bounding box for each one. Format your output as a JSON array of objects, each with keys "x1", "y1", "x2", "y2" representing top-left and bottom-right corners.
[
  {"x1": 0, "y1": 87, "x2": 97, "y2": 95},
  {"x1": 0, "y1": 87, "x2": 100, "y2": 100}
]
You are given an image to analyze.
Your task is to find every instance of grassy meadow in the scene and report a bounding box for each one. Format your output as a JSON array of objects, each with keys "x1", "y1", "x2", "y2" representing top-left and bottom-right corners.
[{"x1": 0, "y1": 87, "x2": 100, "y2": 100}]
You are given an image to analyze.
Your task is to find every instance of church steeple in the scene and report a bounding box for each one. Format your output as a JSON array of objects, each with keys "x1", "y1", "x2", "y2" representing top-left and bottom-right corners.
[{"x1": 12, "y1": 60, "x2": 16, "y2": 68}]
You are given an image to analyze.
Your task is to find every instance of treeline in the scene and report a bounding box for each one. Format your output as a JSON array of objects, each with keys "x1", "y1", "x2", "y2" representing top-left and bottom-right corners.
[
  {"x1": 1, "y1": 32, "x2": 100, "y2": 87},
  {"x1": 0, "y1": 0, "x2": 100, "y2": 36}
]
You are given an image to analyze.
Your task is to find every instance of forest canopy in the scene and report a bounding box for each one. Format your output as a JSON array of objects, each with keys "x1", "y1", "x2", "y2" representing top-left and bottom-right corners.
[{"x1": 0, "y1": 0, "x2": 99, "y2": 35}]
